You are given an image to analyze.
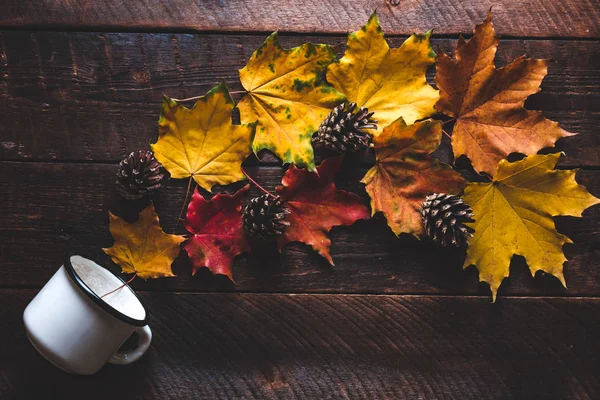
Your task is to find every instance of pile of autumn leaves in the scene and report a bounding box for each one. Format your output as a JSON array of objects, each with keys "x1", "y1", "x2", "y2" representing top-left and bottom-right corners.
[{"x1": 103, "y1": 12, "x2": 599, "y2": 300}]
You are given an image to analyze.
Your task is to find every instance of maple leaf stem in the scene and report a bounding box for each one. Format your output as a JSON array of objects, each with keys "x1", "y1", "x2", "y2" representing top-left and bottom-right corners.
[
  {"x1": 172, "y1": 91, "x2": 247, "y2": 102},
  {"x1": 175, "y1": 176, "x2": 194, "y2": 229},
  {"x1": 443, "y1": 118, "x2": 456, "y2": 125},
  {"x1": 241, "y1": 168, "x2": 277, "y2": 198},
  {"x1": 442, "y1": 129, "x2": 453, "y2": 139},
  {"x1": 99, "y1": 274, "x2": 137, "y2": 299}
]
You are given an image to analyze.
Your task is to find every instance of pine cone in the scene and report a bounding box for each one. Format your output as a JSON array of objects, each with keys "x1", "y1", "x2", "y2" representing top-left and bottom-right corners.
[
  {"x1": 116, "y1": 150, "x2": 164, "y2": 200},
  {"x1": 420, "y1": 193, "x2": 475, "y2": 247},
  {"x1": 312, "y1": 102, "x2": 377, "y2": 153},
  {"x1": 243, "y1": 194, "x2": 290, "y2": 241}
]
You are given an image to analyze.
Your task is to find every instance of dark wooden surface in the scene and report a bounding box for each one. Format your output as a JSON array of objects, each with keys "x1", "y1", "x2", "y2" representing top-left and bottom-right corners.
[
  {"x1": 0, "y1": 0, "x2": 598, "y2": 37},
  {"x1": 1, "y1": 291, "x2": 599, "y2": 400},
  {"x1": 2, "y1": 163, "x2": 599, "y2": 297},
  {"x1": 0, "y1": 33, "x2": 598, "y2": 166},
  {"x1": 0, "y1": 2, "x2": 599, "y2": 399}
]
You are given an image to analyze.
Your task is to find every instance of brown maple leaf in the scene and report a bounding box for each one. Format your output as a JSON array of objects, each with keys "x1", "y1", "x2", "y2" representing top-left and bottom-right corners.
[{"x1": 435, "y1": 11, "x2": 575, "y2": 176}]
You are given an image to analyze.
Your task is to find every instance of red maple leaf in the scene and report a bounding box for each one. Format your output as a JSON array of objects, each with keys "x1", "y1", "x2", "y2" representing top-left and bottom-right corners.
[
  {"x1": 277, "y1": 156, "x2": 370, "y2": 264},
  {"x1": 184, "y1": 185, "x2": 250, "y2": 280}
]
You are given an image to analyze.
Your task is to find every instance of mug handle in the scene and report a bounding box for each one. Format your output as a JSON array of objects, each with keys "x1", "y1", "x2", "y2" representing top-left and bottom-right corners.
[{"x1": 108, "y1": 325, "x2": 152, "y2": 365}]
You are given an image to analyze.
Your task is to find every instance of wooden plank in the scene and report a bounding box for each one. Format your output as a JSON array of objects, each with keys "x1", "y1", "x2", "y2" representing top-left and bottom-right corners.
[
  {"x1": 1, "y1": 290, "x2": 598, "y2": 399},
  {"x1": 2, "y1": 162, "x2": 599, "y2": 297},
  {"x1": 0, "y1": 32, "x2": 598, "y2": 166},
  {"x1": 0, "y1": 1, "x2": 598, "y2": 38}
]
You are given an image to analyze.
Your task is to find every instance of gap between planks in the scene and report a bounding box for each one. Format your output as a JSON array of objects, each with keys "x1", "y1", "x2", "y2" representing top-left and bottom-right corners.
[
  {"x1": 1, "y1": 159, "x2": 600, "y2": 171},
  {"x1": 0, "y1": 25, "x2": 599, "y2": 41},
  {"x1": 2, "y1": 287, "x2": 600, "y2": 301}
]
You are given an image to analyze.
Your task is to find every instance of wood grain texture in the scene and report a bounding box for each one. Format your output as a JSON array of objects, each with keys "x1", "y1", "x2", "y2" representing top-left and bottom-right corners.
[
  {"x1": 1, "y1": 290, "x2": 598, "y2": 399},
  {"x1": 0, "y1": 1, "x2": 598, "y2": 38},
  {"x1": 0, "y1": 3, "x2": 598, "y2": 399},
  {"x1": 0, "y1": 32, "x2": 598, "y2": 166},
  {"x1": 2, "y1": 162, "x2": 598, "y2": 297}
]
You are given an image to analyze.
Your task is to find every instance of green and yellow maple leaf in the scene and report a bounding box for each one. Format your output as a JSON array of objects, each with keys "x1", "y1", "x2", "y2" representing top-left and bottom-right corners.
[
  {"x1": 152, "y1": 82, "x2": 256, "y2": 192},
  {"x1": 238, "y1": 33, "x2": 346, "y2": 170},
  {"x1": 327, "y1": 12, "x2": 439, "y2": 133},
  {"x1": 463, "y1": 153, "x2": 599, "y2": 300}
]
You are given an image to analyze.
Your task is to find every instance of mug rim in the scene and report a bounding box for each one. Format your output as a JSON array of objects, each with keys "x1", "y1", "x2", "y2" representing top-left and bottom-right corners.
[{"x1": 64, "y1": 252, "x2": 149, "y2": 327}]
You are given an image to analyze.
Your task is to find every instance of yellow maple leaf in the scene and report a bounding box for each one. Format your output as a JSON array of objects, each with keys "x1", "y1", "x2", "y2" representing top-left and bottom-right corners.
[
  {"x1": 326, "y1": 12, "x2": 439, "y2": 133},
  {"x1": 435, "y1": 12, "x2": 574, "y2": 177},
  {"x1": 103, "y1": 204, "x2": 186, "y2": 279},
  {"x1": 152, "y1": 82, "x2": 256, "y2": 192},
  {"x1": 238, "y1": 33, "x2": 346, "y2": 171},
  {"x1": 463, "y1": 153, "x2": 599, "y2": 300}
]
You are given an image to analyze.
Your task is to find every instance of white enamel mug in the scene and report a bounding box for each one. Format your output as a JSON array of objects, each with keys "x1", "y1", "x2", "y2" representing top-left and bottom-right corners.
[{"x1": 23, "y1": 253, "x2": 152, "y2": 375}]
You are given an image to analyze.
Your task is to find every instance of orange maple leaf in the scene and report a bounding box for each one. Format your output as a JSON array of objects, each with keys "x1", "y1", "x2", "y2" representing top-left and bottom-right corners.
[{"x1": 361, "y1": 118, "x2": 466, "y2": 236}]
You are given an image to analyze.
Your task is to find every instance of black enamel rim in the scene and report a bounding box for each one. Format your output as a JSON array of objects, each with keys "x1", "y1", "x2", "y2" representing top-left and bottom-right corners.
[{"x1": 64, "y1": 253, "x2": 148, "y2": 327}]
